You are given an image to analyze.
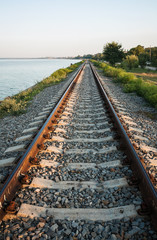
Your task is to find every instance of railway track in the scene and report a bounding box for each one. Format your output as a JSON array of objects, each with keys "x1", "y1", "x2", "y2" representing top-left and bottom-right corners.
[{"x1": 0, "y1": 62, "x2": 157, "y2": 239}]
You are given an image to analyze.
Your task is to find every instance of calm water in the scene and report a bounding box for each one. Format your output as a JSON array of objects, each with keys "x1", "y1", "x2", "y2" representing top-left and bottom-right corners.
[{"x1": 0, "y1": 59, "x2": 80, "y2": 100}]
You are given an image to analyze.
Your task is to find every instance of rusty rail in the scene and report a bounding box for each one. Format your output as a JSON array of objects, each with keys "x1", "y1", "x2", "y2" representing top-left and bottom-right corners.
[
  {"x1": 0, "y1": 63, "x2": 85, "y2": 220},
  {"x1": 0, "y1": 61, "x2": 156, "y2": 229},
  {"x1": 90, "y1": 63, "x2": 157, "y2": 227}
]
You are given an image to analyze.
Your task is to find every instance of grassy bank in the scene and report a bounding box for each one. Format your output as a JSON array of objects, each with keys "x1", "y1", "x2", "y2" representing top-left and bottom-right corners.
[
  {"x1": 92, "y1": 60, "x2": 157, "y2": 109},
  {"x1": 126, "y1": 68, "x2": 157, "y2": 84},
  {"x1": 0, "y1": 61, "x2": 83, "y2": 118}
]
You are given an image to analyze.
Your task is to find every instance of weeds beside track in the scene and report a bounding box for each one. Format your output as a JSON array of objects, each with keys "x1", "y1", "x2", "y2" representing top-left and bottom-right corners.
[
  {"x1": 0, "y1": 61, "x2": 83, "y2": 118},
  {"x1": 92, "y1": 60, "x2": 157, "y2": 108}
]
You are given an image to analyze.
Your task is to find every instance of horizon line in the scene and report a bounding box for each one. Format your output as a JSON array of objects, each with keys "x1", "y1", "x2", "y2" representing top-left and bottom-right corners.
[{"x1": 0, "y1": 57, "x2": 78, "y2": 59}]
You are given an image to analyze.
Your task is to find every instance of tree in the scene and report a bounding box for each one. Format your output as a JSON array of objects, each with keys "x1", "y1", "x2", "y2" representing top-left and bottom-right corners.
[
  {"x1": 92, "y1": 53, "x2": 103, "y2": 61},
  {"x1": 83, "y1": 54, "x2": 93, "y2": 59},
  {"x1": 128, "y1": 45, "x2": 144, "y2": 56},
  {"x1": 122, "y1": 55, "x2": 139, "y2": 69},
  {"x1": 151, "y1": 47, "x2": 157, "y2": 67},
  {"x1": 103, "y1": 42, "x2": 125, "y2": 66},
  {"x1": 74, "y1": 55, "x2": 81, "y2": 59},
  {"x1": 138, "y1": 53, "x2": 149, "y2": 68},
  {"x1": 145, "y1": 47, "x2": 157, "y2": 67}
]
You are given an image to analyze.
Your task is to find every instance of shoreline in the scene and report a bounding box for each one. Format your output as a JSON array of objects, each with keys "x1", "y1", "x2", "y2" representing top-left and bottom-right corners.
[
  {"x1": 0, "y1": 61, "x2": 82, "y2": 117},
  {"x1": 0, "y1": 58, "x2": 81, "y2": 102},
  {"x1": 0, "y1": 57, "x2": 82, "y2": 60},
  {"x1": 0, "y1": 65, "x2": 80, "y2": 160}
]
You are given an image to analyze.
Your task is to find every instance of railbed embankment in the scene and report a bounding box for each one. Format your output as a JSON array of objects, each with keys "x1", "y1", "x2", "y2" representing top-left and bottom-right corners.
[
  {"x1": 0, "y1": 62, "x2": 83, "y2": 161},
  {"x1": 92, "y1": 60, "x2": 157, "y2": 109},
  {"x1": 0, "y1": 61, "x2": 83, "y2": 118},
  {"x1": 93, "y1": 64, "x2": 157, "y2": 185},
  {"x1": 0, "y1": 62, "x2": 156, "y2": 240}
]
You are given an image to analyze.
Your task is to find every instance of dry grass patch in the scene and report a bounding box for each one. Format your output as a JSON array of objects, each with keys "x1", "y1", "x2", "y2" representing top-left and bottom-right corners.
[{"x1": 132, "y1": 72, "x2": 157, "y2": 84}]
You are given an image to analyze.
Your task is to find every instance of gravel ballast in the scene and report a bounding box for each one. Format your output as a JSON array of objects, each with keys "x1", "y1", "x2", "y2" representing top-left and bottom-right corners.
[
  {"x1": 96, "y1": 67, "x2": 157, "y2": 186},
  {"x1": 0, "y1": 63, "x2": 156, "y2": 239}
]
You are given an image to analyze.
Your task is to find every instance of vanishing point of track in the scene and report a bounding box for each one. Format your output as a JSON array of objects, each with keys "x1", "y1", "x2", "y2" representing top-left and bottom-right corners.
[{"x1": 0, "y1": 62, "x2": 157, "y2": 238}]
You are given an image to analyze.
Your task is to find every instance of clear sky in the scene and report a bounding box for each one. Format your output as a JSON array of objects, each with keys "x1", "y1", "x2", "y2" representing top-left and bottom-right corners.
[{"x1": 0, "y1": 0, "x2": 157, "y2": 58}]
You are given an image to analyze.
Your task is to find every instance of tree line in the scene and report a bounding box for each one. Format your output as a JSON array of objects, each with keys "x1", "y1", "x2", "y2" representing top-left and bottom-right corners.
[{"x1": 74, "y1": 42, "x2": 157, "y2": 69}]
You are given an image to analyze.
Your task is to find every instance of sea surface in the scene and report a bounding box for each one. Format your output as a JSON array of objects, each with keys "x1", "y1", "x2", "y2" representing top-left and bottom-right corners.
[{"x1": 0, "y1": 59, "x2": 80, "y2": 100}]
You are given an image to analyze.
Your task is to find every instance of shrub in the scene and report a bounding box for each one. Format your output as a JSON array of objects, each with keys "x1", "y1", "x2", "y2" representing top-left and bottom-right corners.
[
  {"x1": 116, "y1": 71, "x2": 136, "y2": 84},
  {"x1": 138, "y1": 53, "x2": 149, "y2": 68},
  {"x1": 92, "y1": 60, "x2": 157, "y2": 108},
  {"x1": 122, "y1": 55, "x2": 139, "y2": 70},
  {"x1": 0, "y1": 98, "x2": 25, "y2": 115},
  {"x1": 149, "y1": 94, "x2": 157, "y2": 108},
  {"x1": 123, "y1": 78, "x2": 142, "y2": 93}
]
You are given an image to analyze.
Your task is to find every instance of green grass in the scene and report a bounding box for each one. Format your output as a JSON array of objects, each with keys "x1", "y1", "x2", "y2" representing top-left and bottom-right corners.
[
  {"x1": 125, "y1": 68, "x2": 157, "y2": 84},
  {"x1": 126, "y1": 67, "x2": 157, "y2": 74},
  {"x1": 91, "y1": 60, "x2": 157, "y2": 109},
  {"x1": 0, "y1": 61, "x2": 83, "y2": 118}
]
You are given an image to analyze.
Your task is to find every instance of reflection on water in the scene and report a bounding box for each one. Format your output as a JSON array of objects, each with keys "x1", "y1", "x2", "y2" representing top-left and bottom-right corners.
[{"x1": 0, "y1": 59, "x2": 79, "y2": 100}]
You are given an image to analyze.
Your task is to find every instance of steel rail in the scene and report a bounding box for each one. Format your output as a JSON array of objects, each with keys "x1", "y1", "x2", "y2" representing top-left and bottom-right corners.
[
  {"x1": 0, "y1": 62, "x2": 85, "y2": 220},
  {"x1": 90, "y1": 63, "x2": 157, "y2": 227}
]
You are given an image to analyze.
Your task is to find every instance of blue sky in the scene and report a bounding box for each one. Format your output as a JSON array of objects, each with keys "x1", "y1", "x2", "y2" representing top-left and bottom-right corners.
[{"x1": 0, "y1": 0, "x2": 157, "y2": 57}]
